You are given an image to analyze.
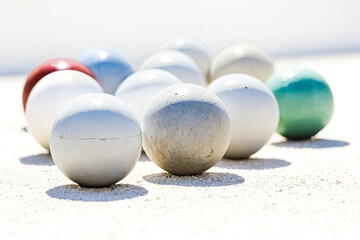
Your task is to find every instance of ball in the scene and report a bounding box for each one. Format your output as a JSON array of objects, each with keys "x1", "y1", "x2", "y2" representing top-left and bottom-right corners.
[
  {"x1": 78, "y1": 47, "x2": 134, "y2": 94},
  {"x1": 26, "y1": 70, "x2": 103, "y2": 150},
  {"x1": 208, "y1": 42, "x2": 274, "y2": 83},
  {"x1": 266, "y1": 67, "x2": 334, "y2": 139},
  {"x1": 142, "y1": 83, "x2": 231, "y2": 175},
  {"x1": 23, "y1": 58, "x2": 96, "y2": 111},
  {"x1": 208, "y1": 74, "x2": 279, "y2": 159},
  {"x1": 138, "y1": 50, "x2": 207, "y2": 86},
  {"x1": 50, "y1": 93, "x2": 141, "y2": 187},
  {"x1": 115, "y1": 69, "x2": 181, "y2": 122},
  {"x1": 157, "y1": 36, "x2": 210, "y2": 76}
]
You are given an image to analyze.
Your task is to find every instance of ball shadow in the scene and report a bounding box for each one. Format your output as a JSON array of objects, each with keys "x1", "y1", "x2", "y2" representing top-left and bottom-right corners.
[
  {"x1": 272, "y1": 138, "x2": 349, "y2": 149},
  {"x1": 143, "y1": 172, "x2": 244, "y2": 187},
  {"x1": 138, "y1": 153, "x2": 150, "y2": 162},
  {"x1": 21, "y1": 127, "x2": 27, "y2": 132},
  {"x1": 46, "y1": 184, "x2": 148, "y2": 202},
  {"x1": 216, "y1": 158, "x2": 290, "y2": 170},
  {"x1": 20, "y1": 153, "x2": 54, "y2": 166}
]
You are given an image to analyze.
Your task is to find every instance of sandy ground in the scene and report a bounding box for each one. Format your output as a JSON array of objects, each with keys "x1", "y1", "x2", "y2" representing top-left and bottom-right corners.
[{"x1": 0, "y1": 53, "x2": 360, "y2": 239}]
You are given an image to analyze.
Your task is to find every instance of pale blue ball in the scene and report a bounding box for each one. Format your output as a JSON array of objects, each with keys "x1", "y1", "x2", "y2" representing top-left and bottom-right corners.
[{"x1": 79, "y1": 47, "x2": 134, "y2": 94}]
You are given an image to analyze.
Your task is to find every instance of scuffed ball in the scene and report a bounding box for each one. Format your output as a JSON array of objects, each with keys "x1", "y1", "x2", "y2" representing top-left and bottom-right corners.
[{"x1": 142, "y1": 83, "x2": 231, "y2": 175}]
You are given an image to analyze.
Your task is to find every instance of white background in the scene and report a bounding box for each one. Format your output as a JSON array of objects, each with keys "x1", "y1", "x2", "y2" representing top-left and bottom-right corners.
[{"x1": 1, "y1": 0, "x2": 359, "y2": 74}]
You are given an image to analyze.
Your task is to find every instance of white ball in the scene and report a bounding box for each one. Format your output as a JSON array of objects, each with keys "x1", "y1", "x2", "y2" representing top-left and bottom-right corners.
[
  {"x1": 115, "y1": 69, "x2": 181, "y2": 122},
  {"x1": 209, "y1": 42, "x2": 274, "y2": 83},
  {"x1": 26, "y1": 70, "x2": 103, "y2": 150},
  {"x1": 138, "y1": 50, "x2": 207, "y2": 86},
  {"x1": 208, "y1": 73, "x2": 279, "y2": 159},
  {"x1": 50, "y1": 93, "x2": 142, "y2": 187},
  {"x1": 157, "y1": 36, "x2": 210, "y2": 76},
  {"x1": 142, "y1": 83, "x2": 231, "y2": 175}
]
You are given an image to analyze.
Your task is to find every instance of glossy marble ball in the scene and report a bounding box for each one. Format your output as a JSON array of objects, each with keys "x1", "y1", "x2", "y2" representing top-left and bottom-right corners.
[
  {"x1": 208, "y1": 74, "x2": 279, "y2": 159},
  {"x1": 209, "y1": 42, "x2": 274, "y2": 83},
  {"x1": 26, "y1": 70, "x2": 102, "y2": 150},
  {"x1": 157, "y1": 36, "x2": 211, "y2": 76},
  {"x1": 23, "y1": 58, "x2": 96, "y2": 111},
  {"x1": 50, "y1": 93, "x2": 142, "y2": 187},
  {"x1": 266, "y1": 67, "x2": 334, "y2": 140},
  {"x1": 142, "y1": 83, "x2": 231, "y2": 175},
  {"x1": 115, "y1": 69, "x2": 181, "y2": 122},
  {"x1": 138, "y1": 50, "x2": 207, "y2": 86},
  {"x1": 79, "y1": 47, "x2": 134, "y2": 94}
]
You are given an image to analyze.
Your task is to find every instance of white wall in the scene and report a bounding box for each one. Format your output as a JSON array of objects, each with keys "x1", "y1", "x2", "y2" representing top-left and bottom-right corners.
[{"x1": 0, "y1": 0, "x2": 359, "y2": 74}]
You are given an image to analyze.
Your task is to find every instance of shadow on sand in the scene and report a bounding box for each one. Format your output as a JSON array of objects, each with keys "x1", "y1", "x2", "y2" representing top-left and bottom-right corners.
[
  {"x1": 138, "y1": 153, "x2": 150, "y2": 162},
  {"x1": 216, "y1": 157, "x2": 290, "y2": 170},
  {"x1": 46, "y1": 184, "x2": 148, "y2": 202},
  {"x1": 272, "y1": 138, "x2": 349, "y2": 149},
  {"x1": 143, "y1": 172, "x2": 244, "y2": 187},
  {"x1": 20, "y1": 153, "x2": 54, "y2": 166}
]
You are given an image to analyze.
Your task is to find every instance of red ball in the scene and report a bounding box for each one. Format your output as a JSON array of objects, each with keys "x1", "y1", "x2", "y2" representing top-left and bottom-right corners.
[{"x1": 22, "y1": 58, "x2": 97, "y2": 111}]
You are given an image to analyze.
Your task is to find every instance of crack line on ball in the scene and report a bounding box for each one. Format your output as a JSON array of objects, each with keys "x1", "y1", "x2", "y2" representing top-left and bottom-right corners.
[{"x1": 59, "y1": 134, "x2": 141, "y2": 140}]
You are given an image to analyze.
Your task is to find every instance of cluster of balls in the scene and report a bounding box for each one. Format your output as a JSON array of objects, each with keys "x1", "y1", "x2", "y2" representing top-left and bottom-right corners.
[{"x1": 23, "y1": 36, "x2": 334, "y2": 188}]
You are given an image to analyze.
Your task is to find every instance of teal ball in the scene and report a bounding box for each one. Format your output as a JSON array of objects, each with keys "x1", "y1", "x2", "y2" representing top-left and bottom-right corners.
[{"x1": 266, "y1": 67, "x2": 334, "y2": 140}]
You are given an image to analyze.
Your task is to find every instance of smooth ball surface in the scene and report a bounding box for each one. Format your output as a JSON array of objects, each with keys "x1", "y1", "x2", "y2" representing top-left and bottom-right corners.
[
  {"x1": 209, "y1": 42, "x2": 274, "y2": 83},
  {"x1": 138, "y1": 50, "x2": 207, "y2": 86},
  {"x1": 50, "y1": 93, "x2": 141, "y2": 187},
  {"x1": 157, "y1": 36, "x2": 211, "y2": 76},
  {"x1": 23, "y1": 58, "x2": 96, "y2": 111},
  {"x1": 142, "y1": 83, "x2": 231, "y2": 175},
  {"x1": 208, "y1": 74, "x2": 279, "y2": 159},
  {"x1": 26, "y1": 70, "x2": 103, "y2": 150},
  {"x1": 79, "y1": 47, "x2": 134, "y2": 94},
  {"x1": 115, "y1": 69, "x2": 181, "y2": 122},
  {"x1": 266, "y1": 67, "x2": 334, "y2": 139}
]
